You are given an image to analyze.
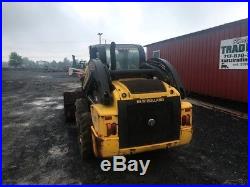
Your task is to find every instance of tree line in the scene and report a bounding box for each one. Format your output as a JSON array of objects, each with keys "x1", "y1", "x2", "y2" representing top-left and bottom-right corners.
[{"x1": 8, "y1": 52, "x2": 74, "y2": 71}]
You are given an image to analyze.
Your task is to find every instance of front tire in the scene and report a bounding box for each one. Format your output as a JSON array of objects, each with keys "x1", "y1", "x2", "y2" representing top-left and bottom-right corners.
[
  {"x1": 75, "y1": 98, "x2": 89, "y2": 127},
  {"x1": 76, "y1": 111, "x2": 93, "y2": 160}
]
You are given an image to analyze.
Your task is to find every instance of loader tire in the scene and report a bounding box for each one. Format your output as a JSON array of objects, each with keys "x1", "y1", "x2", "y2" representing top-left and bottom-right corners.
[
  {"x1": 76, "y1": 112, "x2": 93, "y2": 160},
  {"x1": 75, "y1": 98, "x2": 89, "y2": 127}
]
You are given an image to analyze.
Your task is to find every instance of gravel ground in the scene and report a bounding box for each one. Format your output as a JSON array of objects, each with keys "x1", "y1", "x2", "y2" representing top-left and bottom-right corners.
[{"x1": 2, "y1": 69, "x2": 248, "y2": 184}]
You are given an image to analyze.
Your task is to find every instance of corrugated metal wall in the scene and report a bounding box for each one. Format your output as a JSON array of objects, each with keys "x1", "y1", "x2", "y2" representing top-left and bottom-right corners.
[{"x1": 146, "y1": 19, "x2": 248, "y2": 103}]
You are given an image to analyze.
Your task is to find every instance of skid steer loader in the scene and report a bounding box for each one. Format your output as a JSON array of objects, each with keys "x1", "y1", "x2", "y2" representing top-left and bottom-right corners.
[{"x1": 64, "y1": 42, "x2": 192, "y2": 159}]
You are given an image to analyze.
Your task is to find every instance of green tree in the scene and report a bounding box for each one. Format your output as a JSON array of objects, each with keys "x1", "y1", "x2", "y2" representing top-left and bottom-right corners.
[
  {"x1": 22, "y1": 57, "x2": 36, "y2": 68},
  {"x1": 8, "y1": 52, "x2": 23, "y2": 68},
  {"x1": 63, "y1": 57, "x2": 70, "y2": 64}
]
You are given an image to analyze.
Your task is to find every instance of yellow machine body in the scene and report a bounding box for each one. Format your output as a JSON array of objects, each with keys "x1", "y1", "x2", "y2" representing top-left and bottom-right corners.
[{"x1": 90, "y1": 78, "x2": 192, "y2": 158}]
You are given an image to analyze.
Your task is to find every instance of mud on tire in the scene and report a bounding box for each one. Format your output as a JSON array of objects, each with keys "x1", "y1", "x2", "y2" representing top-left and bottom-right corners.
[
  {"x1": 75, "y1": 100, "x2": 93, "y2": 160},
  {"x1": 75, "y1": 98, "x2": 89, "y2": 127}
]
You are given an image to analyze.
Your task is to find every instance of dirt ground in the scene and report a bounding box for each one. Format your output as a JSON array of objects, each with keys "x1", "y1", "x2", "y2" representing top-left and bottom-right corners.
[{"x1": 2, "y1": 69, "x2": 248, "y2": 184}]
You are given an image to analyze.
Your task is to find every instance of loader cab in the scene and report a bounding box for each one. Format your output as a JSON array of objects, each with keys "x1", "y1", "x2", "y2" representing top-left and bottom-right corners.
[
  {"x1": 89, "y1": 44, "x2": 146, "y2": 70},
  {"x1": 86, "y1": 42, "x2": 186, "y2": 106}
]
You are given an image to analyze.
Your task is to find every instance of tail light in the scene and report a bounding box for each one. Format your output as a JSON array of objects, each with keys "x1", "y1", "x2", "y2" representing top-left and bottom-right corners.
[
  {"x1": 106, "y1": 123, "x2": 117, "y2": 136},
  {"x1": 182, "y1": 114, "x2": 191, "y2": 126}
]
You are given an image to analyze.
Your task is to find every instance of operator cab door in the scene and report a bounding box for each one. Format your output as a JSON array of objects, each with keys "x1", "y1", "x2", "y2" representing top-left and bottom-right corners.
[{"x1": 89, "y1": 46, "x2": 108, "y2": 66}]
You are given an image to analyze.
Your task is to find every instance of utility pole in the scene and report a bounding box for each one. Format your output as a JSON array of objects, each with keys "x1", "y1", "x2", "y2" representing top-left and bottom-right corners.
[{"x1": 97, "y1": 33, "x2": 103, "y2": 44}]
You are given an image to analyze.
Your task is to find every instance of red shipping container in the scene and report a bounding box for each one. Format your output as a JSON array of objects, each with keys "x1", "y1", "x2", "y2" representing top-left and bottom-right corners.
[{"x1": 145, "y1": 19, "x2": 248, "y2": 103}]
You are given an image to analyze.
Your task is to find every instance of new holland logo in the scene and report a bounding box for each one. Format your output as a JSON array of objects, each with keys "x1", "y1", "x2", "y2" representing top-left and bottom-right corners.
[
  {"x1": 148, "y1": 119, "x2": 156, "y2": 127},
  {"x1": 136, "y1": 98, "x2": 164, "y2": 104}
]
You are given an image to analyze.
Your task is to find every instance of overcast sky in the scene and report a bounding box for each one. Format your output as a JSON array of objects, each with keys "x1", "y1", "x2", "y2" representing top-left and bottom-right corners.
[{"x1": 2, "y1": 2, "x2": 248, "y2": 62}]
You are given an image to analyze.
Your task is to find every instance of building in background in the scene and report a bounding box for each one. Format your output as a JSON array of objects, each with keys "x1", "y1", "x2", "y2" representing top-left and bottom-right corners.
[{"x1": 145, "y1": 19, "x2": 248, "y2": 103}]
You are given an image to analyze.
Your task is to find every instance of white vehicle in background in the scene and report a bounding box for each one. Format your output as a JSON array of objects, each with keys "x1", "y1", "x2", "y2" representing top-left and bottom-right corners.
[{"x1": 68, "y1": 55, "x2": 86, "y2": 78}]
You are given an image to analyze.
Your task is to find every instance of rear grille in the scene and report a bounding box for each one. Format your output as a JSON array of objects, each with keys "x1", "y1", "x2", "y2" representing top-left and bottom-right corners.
[{"x1": 118, "y1": 96, "x2": 181, "y2": 148}]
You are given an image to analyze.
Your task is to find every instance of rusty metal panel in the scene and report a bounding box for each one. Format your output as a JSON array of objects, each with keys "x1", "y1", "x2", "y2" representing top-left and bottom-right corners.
[{"x1": 146, "y1": 19, "x2": 248, "y2": 103}]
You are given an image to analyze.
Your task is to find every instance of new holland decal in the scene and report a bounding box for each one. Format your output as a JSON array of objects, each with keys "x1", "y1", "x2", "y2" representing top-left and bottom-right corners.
[{"x1": 136, "y1": 98, "x2": 164, "y2": 104}]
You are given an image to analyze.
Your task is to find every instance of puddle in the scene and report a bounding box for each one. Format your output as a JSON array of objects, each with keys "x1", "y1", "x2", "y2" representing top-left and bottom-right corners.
[
  {"x1": 57, "y1": 96, "x2": 63, "y2": 100},
  {"x1": 48, "y1": 145, "x2": 69, "y2": 158},
  {"x1": 54, "y1": 104, "x2": 63, "y2": 110},
  {"x1": 61, "y1": 83, "x2": 80, "y2": 89},
  {"x1": 31, "y1": 100, "x2": 57, "y2": 106},
  {"x1": 19, "y1": 123, "x2": 30, "y2": 127},
  {"x1": 3, "y1": 122, "x2": 30, "y2": 129},
  {"x1": 46, "y1": 114, "x2": 55, "y2": 119},
  {"x1": 13, "y1": 111, "x2": 25, "y2": 115},
  {"x1": 3, "y1": 124, "x2": 11, "y2": 129},
  {"x1": 39, "y1": 97, "x2": 53, "y2": 102},
  {"x1": 36, "y1": 106, "x2": 50, "y2": 110},
  {"x1": 25, "y1": 97, "x2": 60, "y2": 107},
  {"x1": 37, "y1": 76, "x2": 50, "y2": 79},
  {"x1": 39, "y1": 96, "x2": 63, "y2": 101}
]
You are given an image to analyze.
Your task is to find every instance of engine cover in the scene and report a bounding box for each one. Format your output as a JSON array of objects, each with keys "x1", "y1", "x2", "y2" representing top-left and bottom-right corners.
[{"x1": 119, "y1": 79, "x2": 166, "y2": 94}]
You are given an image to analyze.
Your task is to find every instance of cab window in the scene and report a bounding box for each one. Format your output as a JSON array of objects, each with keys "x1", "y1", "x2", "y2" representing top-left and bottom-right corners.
[{"x1": 106, "y1": 47, "x2": 140, "y2": 70}]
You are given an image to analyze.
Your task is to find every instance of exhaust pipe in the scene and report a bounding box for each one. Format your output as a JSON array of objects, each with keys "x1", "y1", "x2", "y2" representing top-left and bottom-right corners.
[{"x1": 110, "y1": 42, "x2": 116, "y2": 70}]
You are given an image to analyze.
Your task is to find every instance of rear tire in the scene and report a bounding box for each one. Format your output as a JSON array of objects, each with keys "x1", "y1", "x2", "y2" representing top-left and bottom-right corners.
[
  {"x1": 75, "y1": 98, "x2": 89, "y2": 128},
  {"x1": 75, "y1": 108, "x2": 93, "y2": 160}
]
